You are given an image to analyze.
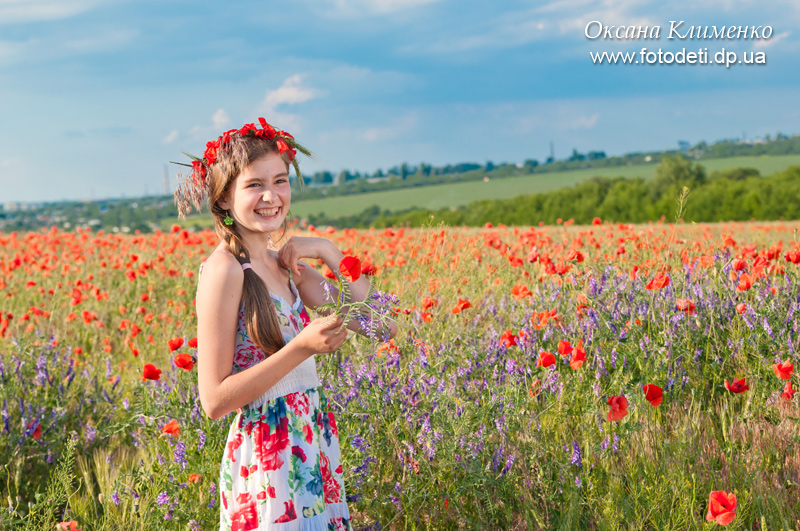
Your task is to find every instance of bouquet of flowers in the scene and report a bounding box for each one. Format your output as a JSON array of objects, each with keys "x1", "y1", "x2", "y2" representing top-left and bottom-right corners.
[{"x1": 317, "y1": 256, "x2": 398, "y2": 343}]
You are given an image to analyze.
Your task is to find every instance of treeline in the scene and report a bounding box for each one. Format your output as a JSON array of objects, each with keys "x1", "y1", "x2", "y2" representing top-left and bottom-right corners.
[
  {"x1": 294, "y1": 132, "x2": 800, "y2": 202},
  {"x1": 306, "y1": 157, "x2": 800, "y2": 228}
]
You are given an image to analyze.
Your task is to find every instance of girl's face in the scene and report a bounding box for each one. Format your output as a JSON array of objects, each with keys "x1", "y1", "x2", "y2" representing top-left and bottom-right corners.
[{"x1": 220, "y1": 152, "x2": 291, "y2": 241}]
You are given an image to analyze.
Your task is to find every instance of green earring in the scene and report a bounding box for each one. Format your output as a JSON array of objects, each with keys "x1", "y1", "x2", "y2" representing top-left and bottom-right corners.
[{"x1": 223, "y1": 214, "x2": 234, "y2": 226}]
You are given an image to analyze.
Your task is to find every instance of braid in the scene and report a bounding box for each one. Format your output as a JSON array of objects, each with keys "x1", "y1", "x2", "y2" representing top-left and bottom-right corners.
[{"x1": 216, "y1": 215, "x2": 286, "y2": 356}]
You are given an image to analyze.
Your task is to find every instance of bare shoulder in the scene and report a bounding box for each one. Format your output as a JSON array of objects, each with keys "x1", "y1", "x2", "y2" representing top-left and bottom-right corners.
[{"x1": 197, "y1": 249, "x2": 243, "y2": 303}]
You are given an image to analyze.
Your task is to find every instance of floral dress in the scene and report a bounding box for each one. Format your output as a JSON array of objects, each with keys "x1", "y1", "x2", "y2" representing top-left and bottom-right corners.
[{"x1": 201, "y1": 253, "x2": 352, "y2": 531}]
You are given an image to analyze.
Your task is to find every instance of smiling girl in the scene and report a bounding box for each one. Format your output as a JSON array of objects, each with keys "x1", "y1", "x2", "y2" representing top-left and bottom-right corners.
[{"x1": 175, "y1": 118, "x2": 397, "y2": 530}]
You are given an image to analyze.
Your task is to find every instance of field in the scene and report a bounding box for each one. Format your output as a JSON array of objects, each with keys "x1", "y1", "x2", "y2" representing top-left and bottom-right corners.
[
  {"x1": 1, "y1": 218, "x2": 800, "y2": 530},
  {"x1": 289, "y1": 155, "x2": 800, "y2": 219}
]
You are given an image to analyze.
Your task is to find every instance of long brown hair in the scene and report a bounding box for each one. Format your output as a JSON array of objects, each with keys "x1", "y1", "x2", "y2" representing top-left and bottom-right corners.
[{"x1": 206, "y1": 135, "x2": 306, "y2": 356}]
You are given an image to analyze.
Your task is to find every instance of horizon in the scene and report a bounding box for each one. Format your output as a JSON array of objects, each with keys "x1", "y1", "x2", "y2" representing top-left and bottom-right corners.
[
  {"x1": 1, "y1": 1, "x2": 798, "y2": 203},
  {"x1": 1, "y1": 132, "x2": 789, "y2": 207}
]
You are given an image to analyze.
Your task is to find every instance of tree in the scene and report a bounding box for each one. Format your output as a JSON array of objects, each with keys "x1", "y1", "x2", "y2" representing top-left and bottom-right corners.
[{"x1": 650, "y1": 155, "x2": 707, "y2": 199}]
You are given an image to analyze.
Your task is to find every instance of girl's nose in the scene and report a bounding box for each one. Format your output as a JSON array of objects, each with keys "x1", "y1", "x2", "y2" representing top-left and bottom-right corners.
[{"x1": 261, "y1": 187, "x2": 276, "y2": 202}]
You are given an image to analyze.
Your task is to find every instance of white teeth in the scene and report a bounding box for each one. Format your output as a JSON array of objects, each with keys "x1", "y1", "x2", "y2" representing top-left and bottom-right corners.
[{"x1": 256, "y1": 208, "x2": 279, "y2": 217}]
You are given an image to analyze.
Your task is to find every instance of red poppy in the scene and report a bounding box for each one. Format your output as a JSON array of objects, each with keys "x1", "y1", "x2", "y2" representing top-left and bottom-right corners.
[
  {"x1": 735, "y1": 303, "x2": 747, "y2": 314},
  {"x1": 421, "y1": 296, "x2": 438, "y2": 309},
  {"x1": 569, "y1": 345, "x2": 586, "y2": 370},
  {"x1": 782, "y1": 381, "x2": 796, "y2": 401},
  {"x1": 510, "y1": 284, "x2": 532, "y2": 300},
  {"x1": 499, "y1": 330, "x2": 518, "y2": 348},
  {"x1": 607, "y1": 396, "x2": 629, "y2": 421},
  {"x1": 174, "y1": 353, "x2": 195, "y2": 371},
  {"x1": 536, "y1": 351, "x2": 556, "y2": 368},
  {"x1": 451, "y1": 298, "x2": 471, "y2": 314},
  {"x1": 188, "y1": 473, "x2": 201, "y2": 483},
  {"x1": 731, "y1": 259, "x2": 747, "y2": 271},
  {"x1": 142, "y1": 363, "x2": 162, "y2": 381},
  {"x1": 675, "y1": 298, "x2": 696, "y2": 315},
  {"x1": 706, "y1": 491, "x2": 736, "y2": 525},
  {"x1": 188, "y1": 337, "x2": 198, "y2": 348},
  {"x1": 161, "y1": 419, "x2": 180, "y2": 437},
  {"x1": 642, "y1": 384, "x2": 663, "y2": 407},
  {"x1": 557, "y1": 340, "x2": 572, "y2": 356},
  {"x1": 339, "y1": 255, "x2": 361, "y2": 282},
  {"x1": 736, "y1": 273, "x2": 753, "y2": 291},
  {"x1": 56, "y1": 521, "x2": 81, "y2": 531},
  {"x1": 167, "y1": 337, "x2": 184, "y2": 352},
  {"x1": 724, "y1": 378, "x2": 749, "y2": 394},
  {"x1": 645, "y1": 273, "x2": 670, "y2": 290},
  {"x1": 772, "y1": 358, "x2": 794, "y2": 380}
]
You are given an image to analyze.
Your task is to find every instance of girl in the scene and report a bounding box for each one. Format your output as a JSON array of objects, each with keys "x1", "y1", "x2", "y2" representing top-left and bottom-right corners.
[{"x1": 180, "y1": 118, "x2": 398, "y2": 530}]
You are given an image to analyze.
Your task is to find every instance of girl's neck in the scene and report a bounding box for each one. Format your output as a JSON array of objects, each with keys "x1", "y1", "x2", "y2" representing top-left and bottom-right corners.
[{"x1": 237, "y1": 233, "x2": 275, "y2": 263}]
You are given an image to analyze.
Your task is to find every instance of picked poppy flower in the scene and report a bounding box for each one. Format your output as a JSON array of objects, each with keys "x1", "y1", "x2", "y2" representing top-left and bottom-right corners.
[
  {"x1": 173, "y1": 353, "x2": 195, "y2": 371},
  {"x1": 642, "y1": 384, "x2": 663, "y2": 407},
  {"x1": 188, "y1": 337, "x2": 198, "y2": 348},
  {"x1": 705, "y1": 490, "x2": 736, "y2": 525},
  {"x1": 607, "y1": 395, "x2": 629, "y2": 421},
  {"x1": 161, "y1": 419, "x2": 180, "y2": 437},
  {"x1": 675, "y1": 298, "x2": 696, "y2": 315},
  {"x1": 536, "y1": 351, "x2": 556, "y2": 368},
  {"x1": 569, "y1": 345, "x2": 586, "y2": 370},
  {"x1": 339, "y1": 255, "x2": 361, "y2": 282},
  {"x1": 724, "y1": 378, "x2": 749, "y2": 394},
  {"x1": 142, "y1": 363, "x2": 162, "y2": 381},
  {"x1": 167, "y1": 337, "x2": 184, "y2": 352},
  {"x1": 645, "y1": 273, "x2": 670, "y2": 290},
  {"x1": 451, "y1": 298, "x2": 471, "y2": 314},
  {"x1": 772, "y1": 358, "x2": 794, "y2": 380}
]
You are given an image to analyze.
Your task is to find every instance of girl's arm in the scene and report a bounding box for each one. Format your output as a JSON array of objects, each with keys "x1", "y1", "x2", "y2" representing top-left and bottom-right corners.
[
  {"x1": 294, "y1": 252, "x2": 399, "y2": 340},
  {"x1": 196, "y1": 252, "x2": 342, "y2": 420}
]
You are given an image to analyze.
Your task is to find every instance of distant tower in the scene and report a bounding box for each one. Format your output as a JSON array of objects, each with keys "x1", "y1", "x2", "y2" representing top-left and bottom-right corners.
[{"x1": 163, "y1": 165, "x2": 169, "y2": 196}]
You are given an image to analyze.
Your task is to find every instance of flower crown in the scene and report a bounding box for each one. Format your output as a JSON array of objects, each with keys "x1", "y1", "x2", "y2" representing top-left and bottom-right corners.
[{"x1": 172, "y1": 117, "x2": 312, "y2": 219}]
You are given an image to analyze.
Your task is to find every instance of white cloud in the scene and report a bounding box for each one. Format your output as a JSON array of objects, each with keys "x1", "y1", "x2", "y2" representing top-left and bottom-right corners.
[
  {"x1": 316, "y1": 0, "x2": 442, "y2": 16},
  {"x1": 162, "y1": 130, "x2": 179, "y2": 145},
  {"x1": 564, "y1": 113, "x2": 599, "y2": 131},
  {"x1": 212, "y1": 108, "x2": 230, "y2": 129},
  {"x1": 753, "y1": 31, "x2": 790, "y2": 49},
  {"x1": 261, "y1": 74, "x2": 321, "y2": 110},
  {"x1": 0, "y1": 0, "x2": 109, "y2": 24}
]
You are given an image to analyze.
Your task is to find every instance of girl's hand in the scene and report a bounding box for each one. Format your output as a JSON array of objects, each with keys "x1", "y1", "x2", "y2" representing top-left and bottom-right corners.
[
  {"x1": 277, "y1": 236, "x2": 336, "y2": 278},
  {"x1": 293, "y1": 315, "x2": 349, "y2": 355}
]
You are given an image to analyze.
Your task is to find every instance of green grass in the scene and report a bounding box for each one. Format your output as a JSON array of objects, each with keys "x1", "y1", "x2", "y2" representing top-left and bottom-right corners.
[
  {"x1": 290, "y1": 155, "x2": 800, "y2": 219},
  {"x1": 169, "y1": 155, "x2": 800, "y2": 228}
]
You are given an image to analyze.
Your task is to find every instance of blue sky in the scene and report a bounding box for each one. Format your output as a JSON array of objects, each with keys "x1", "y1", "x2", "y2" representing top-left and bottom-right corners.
[{"x1": 1, "y1": 0, "x2": 799, "y2": 203}]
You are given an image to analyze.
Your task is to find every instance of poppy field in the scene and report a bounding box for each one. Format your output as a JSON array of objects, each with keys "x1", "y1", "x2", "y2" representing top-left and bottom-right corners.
[{"x1": 1, "y1": 218, "x2": 799, "y2": 530}]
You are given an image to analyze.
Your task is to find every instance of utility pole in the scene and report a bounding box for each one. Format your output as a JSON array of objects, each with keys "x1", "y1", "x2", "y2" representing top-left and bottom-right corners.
[{"x1": 163, "y1": 165, "x2": 169, "y2": 196}]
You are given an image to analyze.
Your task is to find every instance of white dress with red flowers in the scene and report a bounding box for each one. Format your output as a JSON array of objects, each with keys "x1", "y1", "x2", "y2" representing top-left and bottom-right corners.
[{"x1": 202, "y1": 255, "x2": 352, "y2": 531}]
